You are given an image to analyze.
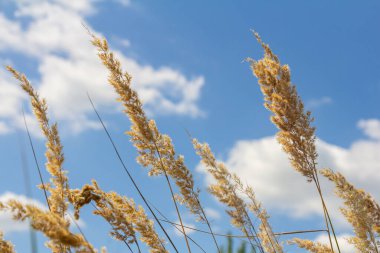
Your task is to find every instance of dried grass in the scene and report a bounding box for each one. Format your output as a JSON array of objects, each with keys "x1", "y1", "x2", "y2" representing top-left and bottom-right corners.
[{"x1": 0, "y1": 30, "x2": 379, "y2": 253}]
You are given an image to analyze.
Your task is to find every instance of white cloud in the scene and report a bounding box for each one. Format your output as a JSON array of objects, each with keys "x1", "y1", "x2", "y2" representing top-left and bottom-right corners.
[
  {"x1": 0, "y1": 0, "x2": 204, "y2": 135},
  {"x1": 197, "y1": 119, "x2": 380, "y2": 231},
  {"x1": 315, "y1": 233, "x2": 355, "y2": 253},
  {"x1": 204, "y1": 207, "x2": 221, "y2": 220},
  {"x1": 306, "y1": 96, "x2": 332, "y2": 108},
  {"x1": 114, "y1": 37, "x2": 131, "y2": 48},
  {"x1": 358, "y1": 119, "x2": 380, "y2": 140}
]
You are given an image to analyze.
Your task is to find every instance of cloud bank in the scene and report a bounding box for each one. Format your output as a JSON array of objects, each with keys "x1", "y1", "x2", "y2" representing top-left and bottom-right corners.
[
  {"x1": 198, "y1": 119, "x2": 380, "y2": 231},
  {"x1": 0, "y1": 0, "x2": 204, "y2": 135}
]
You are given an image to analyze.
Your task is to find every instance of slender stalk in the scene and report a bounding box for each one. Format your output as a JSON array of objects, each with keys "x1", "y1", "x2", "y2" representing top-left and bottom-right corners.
[
  {"x1": 18, "y1": 127, "x2": 39, "y2": 253},
  {"x1": 197, "y1": 199, "x2": 221, "y2": 253},
  {"x1": 66, "y1": 213, "x2": 96, "y2": 253},
  {"x1": 23, "y1": 110, "x2": 95, "y2": 253},
  {"x1": 242, "y1": 226, "x2": 259, "y2": 252},
  {"x1": 368, "y1": 230, "x2": 379, "y2": 253},
  {"x1": 148, "y1": 200, "x2": 208, "y2": 253},
  {"x1": 241, "y1": 206, "x2": 265, "y2": 253},
  {"x1": 91, "y1": 203, "x2": 136, "y2": 253},
  {"x1": 313, "y1": 176, "x2": 334, "y2": 252},
  {"x1": 247, "y1": 197, "x2": 280, "y2": 253},
  {"x1": 312, "y1": 169, "x2": 341, "y2": 253},
  {"x1": 87, "y1": 94, "x2": 177, "y2": 253},
  {"x1": 22, "y1": 109, "x2": 51, "y2": 211},
  {"x1": 152, "y1": 141, "x2": 192, "y2": 253},
  {"x1": 131, "y1": 218, "x2": 329, "y2": 238},
  {"x1": 183, "y1": 130, "x2": 222, "y2": 253}
]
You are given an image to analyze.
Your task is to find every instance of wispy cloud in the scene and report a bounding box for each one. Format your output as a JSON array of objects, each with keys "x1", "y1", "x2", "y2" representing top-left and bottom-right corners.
[
  {"x1": 0, "y1": 0, "x2": 204, "y2": 135},
  {"x1": 306, "y1": 96, "x2": 332, "y2": 108},
  {"x1": 358, "y1": 118, "x2": 380, "y2": 140}
]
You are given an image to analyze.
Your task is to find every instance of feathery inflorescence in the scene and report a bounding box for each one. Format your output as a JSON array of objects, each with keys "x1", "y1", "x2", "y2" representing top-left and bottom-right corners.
[
  {"x1": 70, "y1": 180, "x2": 167, "y2": 253},
  {"x1": 321, "y1": 168, "x2": 380, "y2": 252},
  {"x1": 233, "y1": 176, "x2": 283, "y2": 253},
  {"x1": 7, "y1": 66, "x2": 75, "y2": 252},
  {"x1": 90, "y1": 34, "x2": 204, "y2": 222},
  {"x1": 7, "y1": 66, "x2": 69, "y2": 218},
  {"x1": 248, "y1": 33, "x2": 341, "y2": 252},
  {"x1": 248, "y1": 33, "x2": 317, "y2": 181},
  {"x1": 289, "y1": 238, "x2": 332, "y2": 253},
  {"x1": 192, "y1": 138, "x2": 266, "y2": 252},
  {"x1": 90, "y1": 33, "x2": 215, "y2": 253},
  {"x1": 192, "y1": 139, "x2": 248, "y2": 229},
  {"x1": 0, "y1": 200, "x2": 94, "y2": 253},
  {"x1": 0, "y1": 231, "x2": 15, "y2": 253}
]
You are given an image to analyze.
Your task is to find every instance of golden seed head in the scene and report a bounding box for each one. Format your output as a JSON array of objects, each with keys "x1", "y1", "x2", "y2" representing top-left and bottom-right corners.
[
  {"x1": 70, "y1": 180, "x2": 167, "y2": 253},
  {"x1": 192, "y1": 138, "x2": 249, "y2": 231},
  {"x1": 321, "y1": 168, "x2": 380, "y2": 251},
  {"x1": 92, "y1": 33, "x2": 203, "y2": 221},
  {"x1": 249, "y1": 35, "x2": 317, "y2": 181},
  {"x1": 289, "y1": 238, "x2": 333, "y2": 253},
  {"x1": 0, "y1": 200, "x2": 94, "y2": 253}
]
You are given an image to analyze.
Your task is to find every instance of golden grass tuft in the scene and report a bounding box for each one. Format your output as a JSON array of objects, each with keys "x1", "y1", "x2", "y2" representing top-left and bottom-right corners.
[
  {"x1": 321, "y1": 168, "x2": 380, "y2": 252},
  {"x1": 71, "y1": 180, "x2": 167, "y2": 253},
  {"x1": 289, "y1": 238, "x2": 332, "y2": 253},
  {"x1": 0, "y1": 200, "x2": 94, "y2": 252}
]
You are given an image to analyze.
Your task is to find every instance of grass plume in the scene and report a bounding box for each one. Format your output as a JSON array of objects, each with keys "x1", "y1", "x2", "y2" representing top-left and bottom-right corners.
[
  {"x1": 321, "y1": 168, "x2": 380, "y2": 252},
  {"x1": 90, "y1": 32, "x2": 220, "y2": 252},
  {"x1": 0, "y1": 200, "x2": 94, "y2": 253},
  {"x1": 70, "y1": 180, "x2": 167, "y2": 253},
  {"x1": 248, "y1": 32, "x2": 340, "y2": 252}
]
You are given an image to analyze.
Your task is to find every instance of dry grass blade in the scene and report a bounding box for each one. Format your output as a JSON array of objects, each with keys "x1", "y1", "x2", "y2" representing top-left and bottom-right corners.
[
  {"x1": 158, "y1": 218, "x2": 326, "y2": 238},
  {"x1": 22, "y1": 108, "x2": 52, "y2": 212},
  {"x1": 147, "y1": 200, "x2": 208, "y2": 253},
  {"x1": 18, "y1": 126, "x2": 40, "y2": 253}
]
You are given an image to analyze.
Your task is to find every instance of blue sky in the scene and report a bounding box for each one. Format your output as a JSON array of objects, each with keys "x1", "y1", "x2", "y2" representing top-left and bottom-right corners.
[{"x1": 1, "y1": 0, "x2": 380, "y2": 252}]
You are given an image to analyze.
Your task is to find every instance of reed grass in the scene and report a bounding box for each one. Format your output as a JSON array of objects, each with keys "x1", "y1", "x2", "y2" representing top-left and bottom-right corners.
[{"x1": 0, "y1": 29, "x2": 379, "y2": 253}]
